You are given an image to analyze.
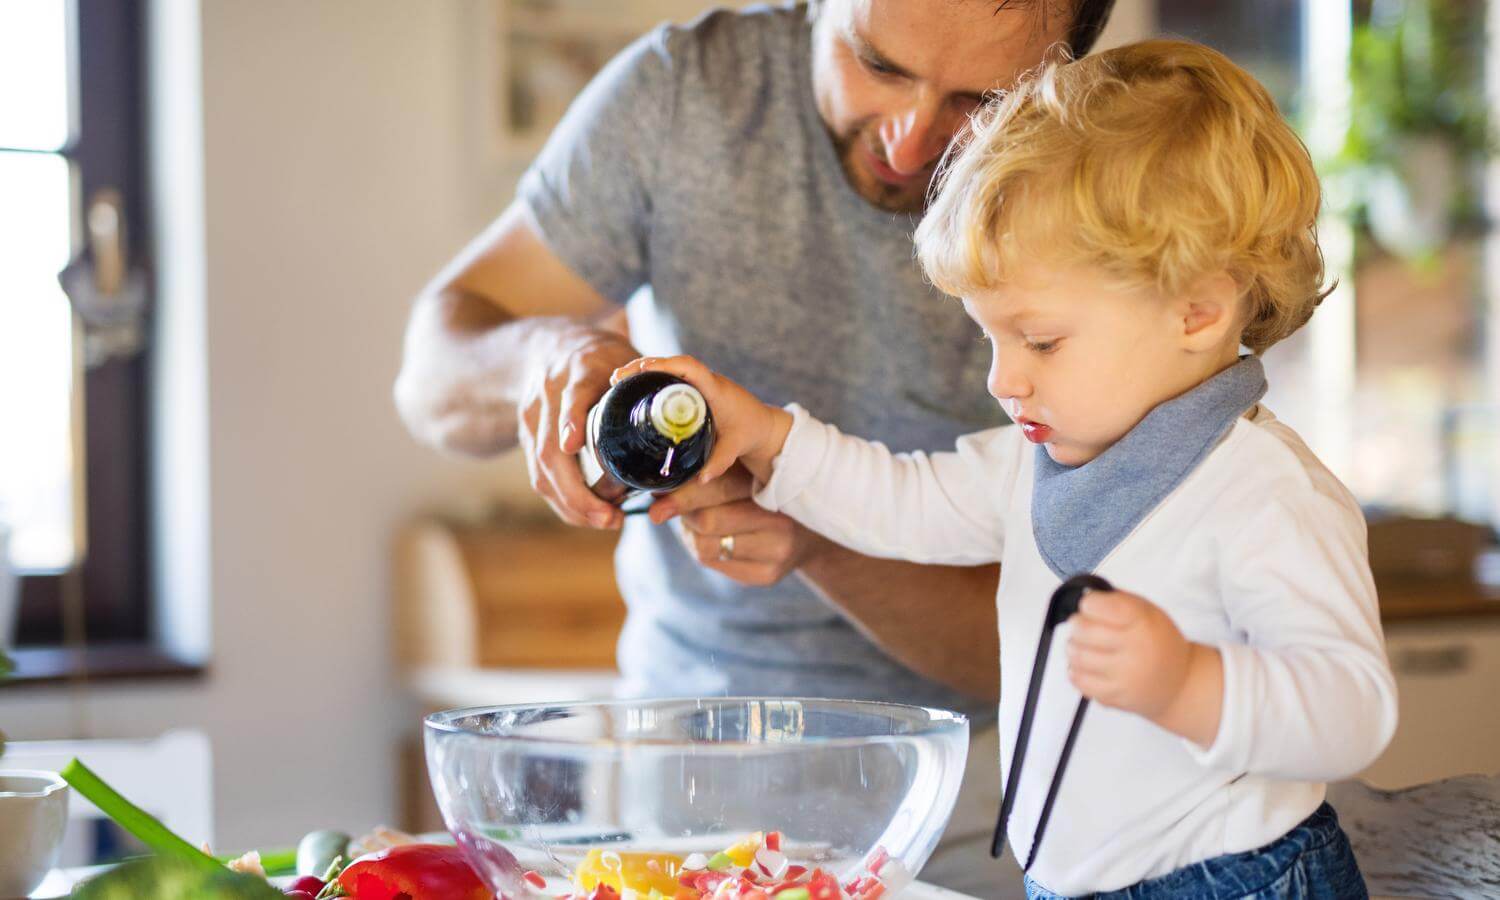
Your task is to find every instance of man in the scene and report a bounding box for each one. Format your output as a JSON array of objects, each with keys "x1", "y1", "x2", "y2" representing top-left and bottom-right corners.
[{"x1": 396, "y1": 1, "x2": 1116, "y2": 894}]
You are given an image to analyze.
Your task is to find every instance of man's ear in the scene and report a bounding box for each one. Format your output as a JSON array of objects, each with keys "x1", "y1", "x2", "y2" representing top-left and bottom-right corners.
[{"x1": 1179, "y1": 272, "x2": 1241, "y2": 352}]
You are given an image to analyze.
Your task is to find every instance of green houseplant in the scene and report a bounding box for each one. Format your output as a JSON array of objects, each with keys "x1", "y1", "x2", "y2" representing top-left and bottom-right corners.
[{"x1": 1339, "y1": 0, "x2": 1492, "y2": 260}]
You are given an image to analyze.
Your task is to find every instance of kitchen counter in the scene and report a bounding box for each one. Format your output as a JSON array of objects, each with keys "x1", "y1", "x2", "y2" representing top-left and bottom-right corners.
[
  {"x1": 1377, "y1": 574, "x2": 1500, "y2": 621},
  {"x1": 30, "y1": 868, "x2": 981, "y2": 899}
]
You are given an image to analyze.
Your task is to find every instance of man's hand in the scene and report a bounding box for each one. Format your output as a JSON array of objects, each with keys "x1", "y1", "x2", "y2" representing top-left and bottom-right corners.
[
  {"x1": 517, "y1": 325, "x2": 639, "y2": 529},
  {"x1": 649, "y1": 464, "x2": 826, "y2": 587},
  {"x1": 1066, "y1": 589, "x2": 1223, "y2": 747}
]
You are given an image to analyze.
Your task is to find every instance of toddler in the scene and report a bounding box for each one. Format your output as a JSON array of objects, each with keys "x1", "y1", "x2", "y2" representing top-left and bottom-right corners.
[{"x1": 619, "y1": 39, "x2": 1397, "y2": 900}]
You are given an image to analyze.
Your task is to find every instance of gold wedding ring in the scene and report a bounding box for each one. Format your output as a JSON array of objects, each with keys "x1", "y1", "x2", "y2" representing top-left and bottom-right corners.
[{"x1": 718, "y1": 534, "x2": 736, "y2": 561}]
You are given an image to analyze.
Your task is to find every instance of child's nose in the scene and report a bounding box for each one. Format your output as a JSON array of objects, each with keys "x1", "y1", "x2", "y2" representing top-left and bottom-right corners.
[{"x1": 988, "y1": 357, "x2": 1031, "y2": 402}]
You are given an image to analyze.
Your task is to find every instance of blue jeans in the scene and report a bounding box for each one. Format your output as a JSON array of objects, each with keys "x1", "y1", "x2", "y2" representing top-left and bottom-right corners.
[{"x1": 1024, "y1": 804, "x2": 1367, "y2": 900}]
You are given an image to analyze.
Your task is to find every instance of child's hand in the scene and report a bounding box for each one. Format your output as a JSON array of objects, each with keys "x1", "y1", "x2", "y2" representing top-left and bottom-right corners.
[
  {"x1": 1066, "y1": 589, "x2": 1223, "y2": 746},
  {"x1": 612, "y1": 355, "x2": 794, "y2": 484}
]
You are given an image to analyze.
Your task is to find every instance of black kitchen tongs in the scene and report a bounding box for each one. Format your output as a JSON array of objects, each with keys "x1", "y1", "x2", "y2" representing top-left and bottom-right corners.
[{"x1": 991, "y1": 573, "x2": 1115, "y2": 870}]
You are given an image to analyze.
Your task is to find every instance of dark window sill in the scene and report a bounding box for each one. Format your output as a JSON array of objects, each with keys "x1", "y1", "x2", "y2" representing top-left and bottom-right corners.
[{"x1": 1, "y1": 643, "x2": 206, "y2": 688}]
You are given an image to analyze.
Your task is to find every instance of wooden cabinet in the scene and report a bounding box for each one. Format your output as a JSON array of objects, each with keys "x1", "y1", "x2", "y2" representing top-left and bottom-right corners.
[
  {"x1": 394, "y1": 516, "x2": 626, "y2": 831},
  {"x1": 394, "y1": 517, "x2": 626, "y2": 670},
  {"x1": 1360, "y1": 617, "x2": 1500, "y2": 788}
]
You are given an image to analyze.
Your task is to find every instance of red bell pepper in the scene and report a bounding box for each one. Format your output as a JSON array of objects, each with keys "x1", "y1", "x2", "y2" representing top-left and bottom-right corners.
[{"x1": 337, "y1": 844, "x2": 491, "y2": 900}]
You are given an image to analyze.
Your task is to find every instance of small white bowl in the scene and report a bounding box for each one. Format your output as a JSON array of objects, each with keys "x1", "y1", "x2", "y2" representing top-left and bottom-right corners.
[{"x1": 0, "y1": 771, "x2": 69, "y2": 898}]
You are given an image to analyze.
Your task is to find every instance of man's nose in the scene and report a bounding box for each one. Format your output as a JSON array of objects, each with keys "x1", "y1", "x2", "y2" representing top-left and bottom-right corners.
[{"x1": 878, "y1": 102, "x2": 950, "y2": 176}]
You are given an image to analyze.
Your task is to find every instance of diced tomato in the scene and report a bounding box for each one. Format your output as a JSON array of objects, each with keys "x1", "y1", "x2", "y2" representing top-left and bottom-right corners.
[
  {"x1": 763, "y1": 833, "x2": 782, "y2": 853},
  {"x1": 806, "y1": 870, "x2": 842, "y2": 900},
  {"x1": 679, "y1": 870, "x2": 732, "y2": 896}
]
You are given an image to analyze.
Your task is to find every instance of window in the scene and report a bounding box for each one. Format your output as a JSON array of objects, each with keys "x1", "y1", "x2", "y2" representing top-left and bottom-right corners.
[
  {"x1": 2, "y1": 0, "x2": 151, "y2": 647},
  {"x1": 1158, "y1": 0, "x2": 1500, "y2": 534}
]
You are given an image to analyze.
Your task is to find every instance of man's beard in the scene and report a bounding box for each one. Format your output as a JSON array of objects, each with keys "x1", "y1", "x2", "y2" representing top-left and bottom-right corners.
[{"x1": 828, "y1": 124, "x2": 934, "y2": 214}]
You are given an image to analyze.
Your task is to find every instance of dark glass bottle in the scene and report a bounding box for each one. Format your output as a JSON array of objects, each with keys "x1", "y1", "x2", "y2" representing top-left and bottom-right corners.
[{"x1": 578, "y1": 371, "x2": 714, "y2": 503}]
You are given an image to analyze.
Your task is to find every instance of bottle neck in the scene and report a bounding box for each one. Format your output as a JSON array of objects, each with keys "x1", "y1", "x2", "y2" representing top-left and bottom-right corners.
[{"x1": 648, "y1": 384, "x2": 708, "y2": 444}]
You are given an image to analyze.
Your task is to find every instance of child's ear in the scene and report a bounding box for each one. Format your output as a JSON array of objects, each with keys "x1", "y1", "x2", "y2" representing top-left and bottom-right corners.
[{"x1": 1178, "y1": 272, "x2": 1241, "y2": 352}]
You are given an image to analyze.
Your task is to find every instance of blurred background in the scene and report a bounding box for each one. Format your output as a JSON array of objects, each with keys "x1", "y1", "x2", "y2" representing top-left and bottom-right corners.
[{"x1": 1, "y1": 0, "x2": 1497, "y2": 865}]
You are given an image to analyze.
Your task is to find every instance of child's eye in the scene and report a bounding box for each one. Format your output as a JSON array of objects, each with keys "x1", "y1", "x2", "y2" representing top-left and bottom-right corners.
[{"x1": 1026, "y1": 339, "x2": 1059, "y2": 354}]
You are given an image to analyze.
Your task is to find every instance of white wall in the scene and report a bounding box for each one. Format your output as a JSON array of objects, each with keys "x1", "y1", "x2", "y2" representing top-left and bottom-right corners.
[
  {"x1": 4, "y1": 0, "x2": 1158, "y2": 852},
  {"x1": 1096, "y1": 0, "x2": 1155, "y2": 51}
]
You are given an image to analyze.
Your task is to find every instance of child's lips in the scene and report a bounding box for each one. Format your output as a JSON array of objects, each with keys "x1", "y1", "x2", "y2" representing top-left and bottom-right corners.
[{"x1": 1017, "y1": 418, "x2": 1052, "y2": 443}]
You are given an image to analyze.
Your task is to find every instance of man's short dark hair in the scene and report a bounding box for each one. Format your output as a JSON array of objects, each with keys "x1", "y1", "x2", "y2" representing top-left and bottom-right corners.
[
  {"x1": 993, "y1": 0, "x2": 1119, "y2": 56},
  {"x1": 810, "y1": 0, "x2": 1118, "y2": 58},
  {"x1": 1067, "y1": 0, "x2": 1118, "y2": 56}
]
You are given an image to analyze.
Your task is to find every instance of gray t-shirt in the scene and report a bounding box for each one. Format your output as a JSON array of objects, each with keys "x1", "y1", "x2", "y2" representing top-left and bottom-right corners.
[{"x1": 517, "y1": 3, "x2": 1003, "y2": 723}]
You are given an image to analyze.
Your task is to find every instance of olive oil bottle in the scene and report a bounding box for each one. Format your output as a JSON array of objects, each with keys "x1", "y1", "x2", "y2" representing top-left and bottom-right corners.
[{"x1": 578, "y1": 371, "x2": 714, "y2": 503}]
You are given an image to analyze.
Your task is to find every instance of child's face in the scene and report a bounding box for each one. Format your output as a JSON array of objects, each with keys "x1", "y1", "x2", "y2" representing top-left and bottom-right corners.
[{"x1": 965, "y1": 263, "x2": 1237, "y2": 467}]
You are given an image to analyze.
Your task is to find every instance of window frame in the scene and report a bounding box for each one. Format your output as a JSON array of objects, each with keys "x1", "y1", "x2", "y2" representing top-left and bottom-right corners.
[{"x1": 10, "y1": 0, "x2": 152, "y2": 647}]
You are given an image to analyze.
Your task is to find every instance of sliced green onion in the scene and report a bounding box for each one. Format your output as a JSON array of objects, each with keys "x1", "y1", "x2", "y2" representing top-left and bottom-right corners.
[{"x1": 60, "y1": 758, "x2": 222, "y2": 872}]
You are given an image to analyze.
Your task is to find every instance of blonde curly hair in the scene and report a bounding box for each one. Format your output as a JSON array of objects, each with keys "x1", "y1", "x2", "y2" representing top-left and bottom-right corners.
[{"x1": 915, "y1": 38, "x2": 1332, "y2": 353}]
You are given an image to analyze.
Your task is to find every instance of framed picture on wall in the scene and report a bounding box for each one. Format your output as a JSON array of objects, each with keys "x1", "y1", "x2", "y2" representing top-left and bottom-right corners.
[
  {"x1": 493, "y1": 0, "x2": 754, "y2": 159},
  {"x1": 497, "y1": 0, "x2": 638, "y2": 156}
]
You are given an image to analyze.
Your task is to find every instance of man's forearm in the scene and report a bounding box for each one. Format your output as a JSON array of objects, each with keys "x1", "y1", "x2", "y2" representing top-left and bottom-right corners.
[
  {"x1": 394, "y1": 289, "x2": 591, "y2": 457},
  {"x1": 798, "y1": 541, "x2": 1000, "y2": 703}
]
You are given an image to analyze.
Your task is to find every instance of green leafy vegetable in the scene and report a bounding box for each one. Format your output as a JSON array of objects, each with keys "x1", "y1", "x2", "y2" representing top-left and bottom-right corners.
[{"x1": 74, "y1": 856, "x2": 283, "y2": 899}]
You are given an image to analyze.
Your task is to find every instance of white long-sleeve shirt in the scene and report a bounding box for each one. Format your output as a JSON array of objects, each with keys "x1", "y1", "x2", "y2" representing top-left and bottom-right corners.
[{"x1": 754, "y1": 403, "x2": 1398, "y2": 895}]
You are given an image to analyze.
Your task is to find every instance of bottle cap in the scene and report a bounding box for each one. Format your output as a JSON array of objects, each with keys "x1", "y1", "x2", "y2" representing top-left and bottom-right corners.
[{"x1": 649, "y1": 383, "x2": 707, "y2": 443}]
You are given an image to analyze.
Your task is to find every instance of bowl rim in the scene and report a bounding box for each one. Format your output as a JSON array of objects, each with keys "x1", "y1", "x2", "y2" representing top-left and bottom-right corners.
[
  {"x1": 0, "y1": 769, "x2": 69, "y2": 799},
  {"x1": 422, "y1": 696, "x2": 970, "y2": 750}
]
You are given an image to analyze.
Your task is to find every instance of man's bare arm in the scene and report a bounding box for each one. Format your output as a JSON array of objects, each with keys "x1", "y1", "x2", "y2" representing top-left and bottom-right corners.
[
  {"x1": 394, "y1": 203, "x2": 639, "y2": 527},
  {"x1": 801, "y1": 546, "x2": 1000, "y2": 703},
  {"x1": 658, "y1": 470, "x2": 1001, "y2": 702},
  {"x1": 395, "y1": 204, "x2": 612, "y2": 453}
]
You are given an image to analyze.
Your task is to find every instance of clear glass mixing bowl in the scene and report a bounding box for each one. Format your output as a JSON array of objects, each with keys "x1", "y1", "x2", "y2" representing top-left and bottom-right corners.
[{"x1": 425, "y1": 698, "x2": 969, "y2": 899}]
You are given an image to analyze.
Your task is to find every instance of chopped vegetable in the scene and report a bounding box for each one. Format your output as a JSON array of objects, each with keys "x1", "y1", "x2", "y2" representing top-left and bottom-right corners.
[
  {"x1": 553, "y1": 833, "x2": 906, "y2": 900},
  {"x1": 723, "y1": 832, "x2": 764, "y2": 868},
  {"x1": 227, "y1": 849, "x2": 267, "y2": 877},
  {"x1": 574, "y1": 849, "x2": 685, "y2": 895},
  {"x1": 253, "y1": 847, "x2": 300, "y2": 876},
  {"x1": 297, "y1": 829, "x2": 352, "y2": 877},
  {"x1": 286, "y1": 875, "x2": 326, "y2": 894},
  {"x1": 74, "y1": 856, "x2": 283, "y2": 899},
  {"x1": 60, "y1": 758, "x2": 222, "y2": 873},
  {"x1": 336, "y1": 843, "x2": 489, "y2": 900}
]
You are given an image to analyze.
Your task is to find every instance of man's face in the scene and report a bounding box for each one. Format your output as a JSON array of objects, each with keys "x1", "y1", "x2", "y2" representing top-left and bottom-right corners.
[{"x1": 811, "y1": 0, "x2": 1071, "y2": 213}]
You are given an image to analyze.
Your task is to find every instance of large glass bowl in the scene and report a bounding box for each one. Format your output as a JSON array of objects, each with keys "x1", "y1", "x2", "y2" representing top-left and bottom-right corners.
[{"x1": 424, "y1": 698, "x2": 969, "y2": 899}]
